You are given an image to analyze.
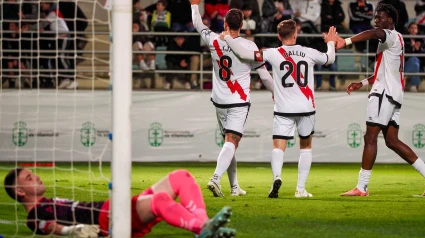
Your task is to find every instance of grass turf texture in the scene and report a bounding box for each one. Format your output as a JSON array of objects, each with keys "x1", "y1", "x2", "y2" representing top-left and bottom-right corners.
[{"x1": 0, "y1": 163, "x2": 424, "y2": 238}]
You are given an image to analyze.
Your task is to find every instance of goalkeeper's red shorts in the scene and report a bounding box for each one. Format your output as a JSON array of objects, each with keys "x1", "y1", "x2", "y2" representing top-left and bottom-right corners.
[{"x1": 98, "y1": 187, "x2": 162, "y2": 237}]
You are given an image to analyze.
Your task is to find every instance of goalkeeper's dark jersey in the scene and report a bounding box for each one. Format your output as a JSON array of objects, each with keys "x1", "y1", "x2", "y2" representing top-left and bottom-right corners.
[{"x1": 26, "y1": 197, "x2": 105, "y2": 234}]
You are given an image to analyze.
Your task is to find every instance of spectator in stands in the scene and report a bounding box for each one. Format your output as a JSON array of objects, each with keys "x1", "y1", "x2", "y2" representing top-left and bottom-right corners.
[
  {"x1": 290, "y1": 0, "x2": 320, "y2": 33},
  {"x1": 321, "y1": 0, "x2": 351, "y2": 34},
  {"x1": 262, "y1": 0, "x2": 293, "y2": 23},
  {"x1": 165, "y1": 34, "x2": 192, "y2": 89},
  {"x1": 241, "y1": 4, "x2": 258, "y2": 42},
  {"x1": 378, "y1": 0, "x2": 408, "y2": 33},
  {"x1": 133, "y1": 22, "x2": 155, "y2": 88},
  {"x1": 133, "y1": 23, "x2": 156, "y2": 71},
  {"x1": 415, "y1": 0, "x2": 425, "y2": 34},
  {"x1": 151, "y1": 0, "x2": 171, "y2": 47},
  {"x1": 230, "y1": 0, "x2": 260, "y2": 18},
  {"x1": 40, "y1": 1, "x2": 76, "y2": 89},
  {"x1": 151, "y1": 0, "x2": 171, "y2": 31},
  {"x1": 2, "y1": 22, "x2": 20, "y2": 88},
  {"x1": 204, "y1": 0, "x2": 229, "y2": 32},
  {"x1": 404, "y1": 22, "x2": 424, "y2": 92},
  {"x1": 58, "y1": 0, "x2": 88, "y2": 65},
  {"x1": 348, "y1": 0, "x2": 374, "y2": 33},
  {"x1": 168, "y1": 0, "x2": 194, "y2": 32},
  {"x1": 133, "y1": 0, "x2": 142, "y2": 20}
]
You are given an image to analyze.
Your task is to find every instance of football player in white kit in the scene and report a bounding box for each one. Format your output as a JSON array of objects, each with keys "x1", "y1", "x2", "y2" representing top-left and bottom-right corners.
[
  {"x1": 190, "y1": 0, "x2": 274, "y2": 197},
  {"x1": 220, "y1": 20, "x2": 337, "y2": 198},
  {"x1": 336, "y1": 4, "x2": 425, "y2": 197}
]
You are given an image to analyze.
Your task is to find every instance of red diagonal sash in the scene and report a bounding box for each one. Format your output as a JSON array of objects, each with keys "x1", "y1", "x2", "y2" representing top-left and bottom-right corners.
[{"x1": 213, "y1": 39, "x2": 247, "y2": 101}]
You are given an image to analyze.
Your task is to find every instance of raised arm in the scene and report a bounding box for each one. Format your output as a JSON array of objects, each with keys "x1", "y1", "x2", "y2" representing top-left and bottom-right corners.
[
  {"x1": 191, "y1": 0, "x2": 208, "y2": 33},
  {"x1": 322, "y1": 27, "x2": 337, "y2": 65},
  {"x1": 335, "y1": 28, "x2": 386, "y2": 50}
]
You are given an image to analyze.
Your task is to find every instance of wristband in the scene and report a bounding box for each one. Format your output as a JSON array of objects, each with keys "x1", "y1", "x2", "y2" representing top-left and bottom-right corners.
[
  {"x1": 345, "y1": 38, "x2": 352, "y2": 46},
  {"x1": 361, "y1": 79, "x2": 369, "y2": 86}
]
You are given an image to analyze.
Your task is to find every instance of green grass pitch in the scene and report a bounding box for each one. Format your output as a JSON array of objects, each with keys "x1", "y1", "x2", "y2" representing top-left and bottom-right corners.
[{"x1": 0, "y1": 163, "x2": 424, "y2": 238}]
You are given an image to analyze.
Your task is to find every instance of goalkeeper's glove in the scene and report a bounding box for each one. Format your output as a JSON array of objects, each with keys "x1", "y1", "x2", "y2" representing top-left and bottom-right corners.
[{"x1": 61, "y1": 224, "x2": 100, "y2": 237}]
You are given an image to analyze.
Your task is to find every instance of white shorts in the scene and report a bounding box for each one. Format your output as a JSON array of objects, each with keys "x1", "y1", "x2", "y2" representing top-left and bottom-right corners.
[
  {"x1": 273, "y1": 115, "x2": 315, "y2": 140},
  {"x1": 366, "y1": 93, "x2": 400, "y2": 128},
  {"x1": 216, "y1": 106, "x2": 250, "y2": 137}
]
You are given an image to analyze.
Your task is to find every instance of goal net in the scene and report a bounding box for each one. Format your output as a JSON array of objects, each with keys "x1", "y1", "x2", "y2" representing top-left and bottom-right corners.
[{"x1": 0, "y1": 0, "x2": 132, "y2": 236}]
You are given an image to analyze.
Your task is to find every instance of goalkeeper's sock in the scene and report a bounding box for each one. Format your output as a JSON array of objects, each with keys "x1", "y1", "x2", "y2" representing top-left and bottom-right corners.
[
  {"x1": 412, "y1": 158, "x2": 425, "y2": 178},
  {"x1": 151, "y1": 192, "x2": 203, "y2": 234},
  {"x1": 168, "y1": 170, "x2": 208, "y2": 222},
  {"x1": 357, "y1": 168, "x2": 372, "y2": 193},
  {"x1": 227, "y1": 155, "x2": 239, "y2": 189},
  {"x1": 212, "y1": 142, "x2": 235, "y2": 184},
  {"x1": 271, "y1": 148, "x2": 284, "y2": 180},
  {"x1": 296, "y1": 149, "x2": 312, "y2": 191}
]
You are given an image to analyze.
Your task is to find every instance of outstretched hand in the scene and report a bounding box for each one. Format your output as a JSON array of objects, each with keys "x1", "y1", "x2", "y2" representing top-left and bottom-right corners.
[
  {"x1": 346, "y1": 82, "x2": 363, "y2": 95},
  {"x1": 334, "y1": 35, "x2": 346, "y2": 50},
  {"x1": 323, "y1": 26, "x2": 337, "y2": 43},
  {"x1": 219, "y1": 31, "x2": 230, "y2": 41},
  {"x1": 190, "y1": 0, "x2": 201, "y2": 5}
]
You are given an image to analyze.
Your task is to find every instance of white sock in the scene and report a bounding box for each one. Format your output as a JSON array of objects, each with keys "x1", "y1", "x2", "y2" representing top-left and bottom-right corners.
[
  {"x1": 212, "y1": 142, "x2": 235, "y2": 183},
  {"x1": 412, "y1": 158, "x2": 425, "y2": 178},
  {"x1": 357, "y1": 168, "x2": 372, "y2": 193},
  {"x1": 296, "y1": 149, "x2": 312, "y2": 191},
  {"x1": 271, "y1": 148, "x2": 284, "y2": 181},
  {"x1": 227, "y1": 155, "x2": 238, "y2": 189}
]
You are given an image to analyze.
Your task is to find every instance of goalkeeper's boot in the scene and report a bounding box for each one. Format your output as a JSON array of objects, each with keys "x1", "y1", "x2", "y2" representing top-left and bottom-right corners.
[
  {"x1": 268, "y1": 178, "x2": 282, "y2": 198},
  {"x1": 207, "y1": 180, "x2": 224, "y2": 197},
  {"x1": 197, "y1": 206, "x2": 232, "y2": 238},
  {"x1": 295, "y1": 189, "x2": 313, "y2": 198},
  {"x1": 340, "y1": 187, "x2": 369, "y2": 196},
  {"x1": 214, "y1": 227, "x2": 236, "y2": 238},
  {"x1": 230, "y1": 186, "x2": 246, "y2": 196}
]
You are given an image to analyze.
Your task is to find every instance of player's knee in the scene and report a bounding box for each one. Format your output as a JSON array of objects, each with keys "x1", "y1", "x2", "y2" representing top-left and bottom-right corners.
[
  {"x1": 385, "y1": 138, "x2": 399, "y2": 150},
  {"x1": 363, "y1": 133, "x2": 377, "y2": 146},
  {"x1": 170, "y1": 169, "x2": 192, "y2": 181}
]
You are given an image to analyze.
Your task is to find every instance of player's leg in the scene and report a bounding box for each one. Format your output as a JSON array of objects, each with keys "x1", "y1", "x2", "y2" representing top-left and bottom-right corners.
[
  {"x1": 136, "y1": 193, "x2": 205, "y2": 235},
  {"x1": 228, "y1": 155, "x2": 246, "y2": 196},
  {"x1": 268, "y1": 115, "x2": 295, "y2": 198},
  {"x1": 208, "y1": 106, "x2": 248, "y2": 197},
  {"x1": 340, "y1": 124, "x2": 381, "y2": 196},
  {"x1": 381, "y1": 112, "x2": 425, "y2": 190},
  {"x1": 149, "y1": 170, "x2": 208, "y2": 222},
  {"x1": 342, "y1": 95, "x2": 385, "y2": 196},
  {"x1": 295, "y1": 115, "x2": 314, "y2": 198}
]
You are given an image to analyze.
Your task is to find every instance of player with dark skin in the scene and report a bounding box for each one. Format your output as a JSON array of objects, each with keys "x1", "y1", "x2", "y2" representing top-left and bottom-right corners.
[
  {"x1": 338, "y1": 9, "x2": 418, "y2": 170},
  {"x1": 336, "y1": 4, "x2": 425, "y2": 196}
]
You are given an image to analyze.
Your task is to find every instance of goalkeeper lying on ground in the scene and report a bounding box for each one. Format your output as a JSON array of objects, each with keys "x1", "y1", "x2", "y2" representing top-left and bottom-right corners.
[{"x1": 4, "y1": 168, "x2": 235, "y2": 237}]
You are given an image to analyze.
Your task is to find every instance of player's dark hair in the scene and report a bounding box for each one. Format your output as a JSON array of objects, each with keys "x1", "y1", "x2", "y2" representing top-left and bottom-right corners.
[
  {"x1": 225, "y1": 9, "x2": 243, "y2": 31},
  {"x1": 277, "y1": 19, "x2": 297, "y2": 40},
  {"x1": 4, "y1": 168, "x2": 24, "y2": 202},
  {"x1": 376, "y1": 3, "x2": 398, "y2": 26}
]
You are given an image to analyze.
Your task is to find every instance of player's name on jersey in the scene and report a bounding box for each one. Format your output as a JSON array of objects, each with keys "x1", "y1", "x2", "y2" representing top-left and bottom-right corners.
[{"x1": 282, "y1": 50, "x2": 306, "y2": 58}]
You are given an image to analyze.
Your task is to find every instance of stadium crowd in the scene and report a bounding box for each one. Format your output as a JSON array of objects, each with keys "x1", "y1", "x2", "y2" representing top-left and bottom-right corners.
[
  {"x1": 1, "y1": 0, "x2": 87, "y2": 89},
  {"x1": 1, "y1": 0, "x2": 424, "y2": 91},
  {"x1": 134, "y1": 0, "x2": 425, "y2": 91}
]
